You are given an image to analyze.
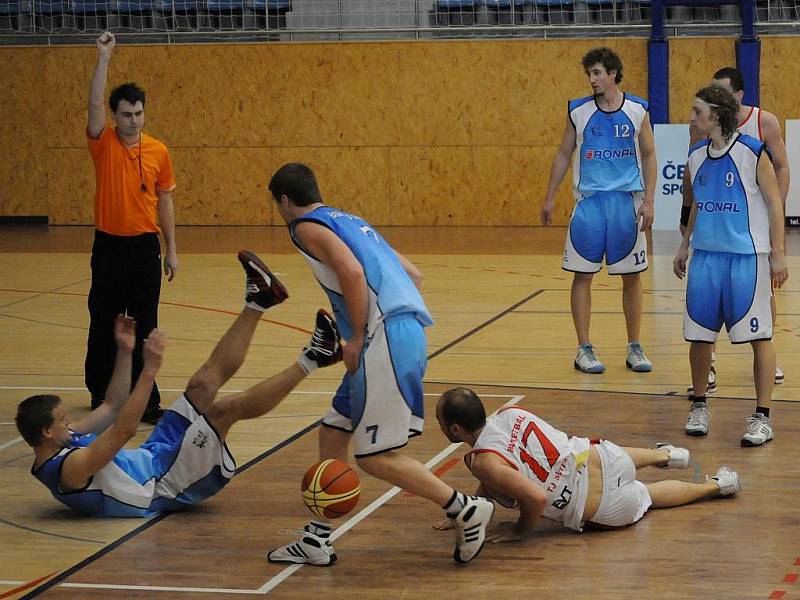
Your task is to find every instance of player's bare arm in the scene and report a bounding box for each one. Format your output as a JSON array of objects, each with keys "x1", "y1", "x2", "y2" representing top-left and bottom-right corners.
[
  {"x1": 293, "y1": 221, "x2": 369, "y2": 373},
  {"x1": 157, "y1": 191, "x2": 178, "y2": 281},
  {"x1": 88, "y1": 32, "x2": 114, "y2": 139},
  {"x1": 637, "y1": 113, "x2": 657, "y2": 231},
  {"x1": 60, "y1": 332, "x2": 165, "y2": 491},
  {"x1": 757, "y1": 153, "x2": 789, "y2": 288},
  {"x1": 471, "y1": 453, "x2": 547, "y2": 542},
  {"x1": 71, "y1": 314, "x2": 136, "y2": 436},
  {"x1": 542, "y1": 116, "x2": 578, "y2": 226},
  {"x1": 761, "y1": 110, "x2": 790, "y2": 204}
]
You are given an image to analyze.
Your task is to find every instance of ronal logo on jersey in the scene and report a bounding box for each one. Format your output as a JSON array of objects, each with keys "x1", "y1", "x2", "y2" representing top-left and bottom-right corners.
[{"x1": 584, "y1": 147, "x2": 636, "y2": 160}]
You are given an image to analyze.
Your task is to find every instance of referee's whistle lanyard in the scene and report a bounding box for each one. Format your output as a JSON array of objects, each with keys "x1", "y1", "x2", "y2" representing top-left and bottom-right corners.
[{"x1": 116, "y1": 128, "x2": 148, "y2": 193}]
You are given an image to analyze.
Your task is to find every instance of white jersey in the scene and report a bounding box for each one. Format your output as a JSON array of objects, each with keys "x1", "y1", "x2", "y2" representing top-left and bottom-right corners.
[
  {"x1": 737, "y1": 106, "x2": 763, "y2": 141},
  {"x1": 466, "y1": 407, "x2": 591, "y2": 531},
  {"x1": 687, "y1": 133, "x2": 770, "y2": 254}
]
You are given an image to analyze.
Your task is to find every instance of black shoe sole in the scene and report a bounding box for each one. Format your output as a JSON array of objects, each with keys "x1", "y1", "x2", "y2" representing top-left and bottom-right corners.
[
  {"x1": 740, "y1": 437, "x2": 773, "y2": 447},
  {"x1": 685, "y1": 430, "x2": 708, "y2": 437}
]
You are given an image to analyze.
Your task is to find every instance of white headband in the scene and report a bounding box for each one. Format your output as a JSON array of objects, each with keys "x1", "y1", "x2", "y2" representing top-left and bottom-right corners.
[{"x1": 695, "y1": 97, "x2": 720, "y2": 108}]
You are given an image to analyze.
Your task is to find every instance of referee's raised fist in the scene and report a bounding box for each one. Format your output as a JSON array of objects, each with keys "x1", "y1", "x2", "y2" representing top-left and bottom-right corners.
[{"x1": 96, "y1": 31, "x2": 115, "y2": 53}]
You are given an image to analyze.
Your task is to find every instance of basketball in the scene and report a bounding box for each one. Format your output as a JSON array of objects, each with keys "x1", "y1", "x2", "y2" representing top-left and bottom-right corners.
[{"x1": 301, "y1": 459, "x2": 361, "y2": 519}]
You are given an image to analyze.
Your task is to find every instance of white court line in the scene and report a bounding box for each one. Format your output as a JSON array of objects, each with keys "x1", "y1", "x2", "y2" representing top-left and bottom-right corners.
[
  {"x1": 0, "y1": 580, "x2": 25, "y2": 585},
  {"x1": 0, "y1": 436, "x2": 23, "y2": 451},
  {"x1": 60, "y1": 582, "x2": 258, "y2": 594},
  {"x1": 257, "y1": 394, "x2": 524, "y2": 596},
  {"x1": 33, "y1": 394, "x2": 524, "y2": 596}
]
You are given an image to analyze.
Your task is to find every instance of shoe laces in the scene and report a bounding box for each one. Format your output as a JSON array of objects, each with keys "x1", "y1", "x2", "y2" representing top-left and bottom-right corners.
[
  {"x1": 746, "y1": 414, "x2": 768, "y2": 434},
  {"x1": 688, "y1": 404, "x2": 708, "y2": 425},
  {"x1": 581, "y1": 345, "x2": 599, "y2": 363},
  {"x1": 246, "y1": 282, "x2": 261, "y2": 294},
  {"x1": 309, "y1": 326, "x2": 336, "y2": 357},
  {"x1": 629, "y1": 343, "x2": 646, "y2": 362}
]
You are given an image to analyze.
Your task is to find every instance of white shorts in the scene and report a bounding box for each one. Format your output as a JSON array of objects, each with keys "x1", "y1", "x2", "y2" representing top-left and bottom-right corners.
[
  {"x1": 146, "y1": 394, "x2": 237, "y2": 512},
  {"x1": 684, "y1": 251, "x2": 772, "y2": 344},
  {"x1": 563, "y1": 191, "x2": 648, "y2": 275},
  {"x1": 590, "y1": 441, "x2": 652, "y2": 528},
  {"x1": 322, "y1": 315, "x2": 427, "y2": 457}
]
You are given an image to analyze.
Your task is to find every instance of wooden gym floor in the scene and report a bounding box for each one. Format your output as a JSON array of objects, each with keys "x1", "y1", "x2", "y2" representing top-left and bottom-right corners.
[{"x1": 1, "y1": 226, "x2": 798, "y2": 599}]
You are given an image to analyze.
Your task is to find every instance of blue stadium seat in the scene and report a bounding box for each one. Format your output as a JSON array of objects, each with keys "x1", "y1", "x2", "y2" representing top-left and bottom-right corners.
[
  {"x1": 249, "y1": 0, "x2": 290, "y2": 9},
  {"x1": 71, "y1": 0, "x2": 111, "y2": 31},
  {"x1": 434, "y1": 0, "x2": 480, "y2": 25},
  {"x1": 155, "y1": 0, "x2": 202, "y2": 30},
  {"x1": 206, "y1": 0, "x2": 242, "y2": 10},
  {"x1": 485, "y1": 0, "x2": 524, "y2": 23},
  {"x1": 117, "y1": 0, "x2": 154, "y2": 11},
  {"x1": 533, "y1": 0, "x2": 573, "y2": 23},
  {"x1": 71, "y1": 0, "x2": 111, "y2": 14},
  {"x1": 0, "y1": 1, "x2": 22, "y2": 14},
  {"x1": 248, "y1": 0, "x2": 290, "y2": 29},
  {"x1": 0, "y1": 0, "x2": 29, "y2": 32},
  {"x1": 33, "y1": 0, "x2": 65, "y2": 28}
]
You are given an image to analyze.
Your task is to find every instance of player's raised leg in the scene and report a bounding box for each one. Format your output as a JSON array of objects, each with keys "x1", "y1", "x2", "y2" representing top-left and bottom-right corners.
[
  {"x1": 182, "y1": 250, "x2": 289, "y2": 415},
  {"x1": 207, "y1": 309, "x2": 342, "y2": 440}
]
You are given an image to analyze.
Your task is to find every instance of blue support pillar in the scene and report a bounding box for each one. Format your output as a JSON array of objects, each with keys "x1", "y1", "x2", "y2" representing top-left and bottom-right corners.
[
  {"x1": 648, "y1": 39, "x2": 669, "y2": 124},
  {"x1": 648, "y1": 0, "x2": 669, "y2": 123},
  {"x1": 736, "y1": 0, "x2": 760, "y2": 106}
]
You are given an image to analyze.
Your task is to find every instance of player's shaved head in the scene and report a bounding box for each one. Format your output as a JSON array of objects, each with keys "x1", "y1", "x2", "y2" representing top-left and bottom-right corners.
[{"x1": 438, "y1": 388, "x2": 486, "y2": 432}]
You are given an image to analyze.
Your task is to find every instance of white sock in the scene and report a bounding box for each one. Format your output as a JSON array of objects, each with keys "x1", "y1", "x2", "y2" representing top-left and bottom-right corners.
[{"x1": 443, "y1": 491, "x2": 467, "y2": 518}]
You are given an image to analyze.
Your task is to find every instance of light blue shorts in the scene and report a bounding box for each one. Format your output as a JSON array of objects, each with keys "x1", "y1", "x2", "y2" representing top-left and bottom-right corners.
[
  {"x1": 684, "y1": 250, "x2": 772, "y2": 344},
  {"x1": 563, "y1": 191, "x2": 647, "y2": 275}
]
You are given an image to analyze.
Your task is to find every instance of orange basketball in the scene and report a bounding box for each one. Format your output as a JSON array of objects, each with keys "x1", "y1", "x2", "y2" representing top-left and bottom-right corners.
[{"x1": 301, "y1": 459, "x2": 361, "y2": 519}]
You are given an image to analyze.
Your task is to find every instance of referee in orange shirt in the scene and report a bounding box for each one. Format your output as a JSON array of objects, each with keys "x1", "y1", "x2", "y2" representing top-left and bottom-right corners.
[{"x1": 86, "y1": 32, "x2": 178, "y2": 423}]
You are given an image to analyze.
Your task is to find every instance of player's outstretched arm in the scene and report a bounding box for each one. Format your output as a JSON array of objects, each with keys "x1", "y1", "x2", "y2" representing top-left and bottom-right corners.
[
  {"x1": 71, "y1": 314, "x2": 135, "y2": 435},
  {"x1": 60, "y1": 332, "x2": 165, "y2": 491},
  {"x1": 88, "y1": 32, "x2": 114, "y2": 139},
  {"x1": 757, "y1": 153, "x2": 789, "y2": 289},
  {"x1": 541, "y1": 117, "x2": 577, "y2": 226},
  {"x1": 471, "y1": 453, "x2": 547, "y2": 542}
]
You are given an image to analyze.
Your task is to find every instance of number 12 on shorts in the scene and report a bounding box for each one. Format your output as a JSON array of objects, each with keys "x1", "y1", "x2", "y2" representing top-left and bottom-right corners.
[{"x1": 366, "y1": 424, "x2": 379, "y2": 444}]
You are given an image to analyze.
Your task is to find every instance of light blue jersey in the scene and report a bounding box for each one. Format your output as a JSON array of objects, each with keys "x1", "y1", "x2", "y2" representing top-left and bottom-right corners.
[
  {"x1": 289, "y1": 206, "x2": 433, "y2": 341},
  {"x1": 569, "y1": 93, "x2": 649, "y2": 198},
  {"x1": 687, "y1": 133, "x2": 770, "y2": 254},
  {"x1": 32, "y1": 395, "x2": 235, "y2": 517}
]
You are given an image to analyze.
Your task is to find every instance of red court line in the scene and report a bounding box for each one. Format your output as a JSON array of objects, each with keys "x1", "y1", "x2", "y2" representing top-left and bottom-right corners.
[
  {"x1": 0, "y1": 288, "x2": 311, "y2": 335},
  {"x1": 0, "y1": 571, "x2": 58, "y2": 599},
  {"x1": 783, "y1": 574, "x2": 798, "y2": 583},
  {"x1": 795, "y1": 557, "x2": 800, "y2": 566},
  {"x1": 402, "y1": 458, "x2": 460, "y2": 497},
  {"x1": 768, "y1": 591, "x2": 785, "y2": 599}
]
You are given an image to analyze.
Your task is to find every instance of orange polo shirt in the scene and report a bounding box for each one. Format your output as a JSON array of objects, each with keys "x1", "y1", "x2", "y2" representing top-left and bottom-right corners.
[{"x1": 87, "y1": 126, "x2": 176, "y2": 236}]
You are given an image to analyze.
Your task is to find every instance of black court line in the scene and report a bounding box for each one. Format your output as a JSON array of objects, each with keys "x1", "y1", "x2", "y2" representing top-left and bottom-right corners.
[
  {"x1": 0, "y1": 517, "x2": 105, "y2": 545},
  {"x1": 428, "y1": 289, "x2": 544, "y2": 360},
  {"x1": 21, "y1": 289, "x2": 546, "y2": 597}
]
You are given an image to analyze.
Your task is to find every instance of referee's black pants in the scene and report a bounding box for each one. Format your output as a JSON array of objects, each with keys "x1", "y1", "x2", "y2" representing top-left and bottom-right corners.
[{"x1": 85, "y1": 230, "x2": 162, "y2": 412}]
